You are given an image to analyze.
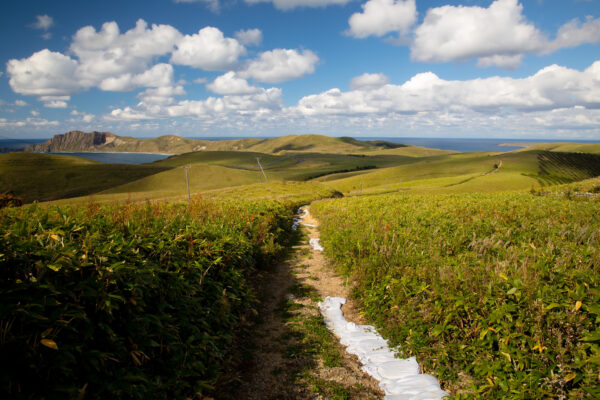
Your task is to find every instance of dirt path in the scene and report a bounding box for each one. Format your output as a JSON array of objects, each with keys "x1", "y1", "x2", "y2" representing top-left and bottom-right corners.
[
  {"x1": 219, "y1": 206, "x2": 383, "y2": 399},
  {"x1": 299, "y1": 210, "x2": 368, "y2": 326}
]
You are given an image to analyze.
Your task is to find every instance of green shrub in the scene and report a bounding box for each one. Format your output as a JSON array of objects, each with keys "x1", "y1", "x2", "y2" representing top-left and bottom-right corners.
[
  {"x1": 312, "y1": 192, "x2": 600, "y2": 398},
  {"x1": 0, "y1": 199, "x2": 292, "y2": 399}
]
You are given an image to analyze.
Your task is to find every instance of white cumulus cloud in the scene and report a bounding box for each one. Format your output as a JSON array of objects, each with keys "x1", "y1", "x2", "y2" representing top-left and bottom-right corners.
[
  {"x1": 206, "y1": 72, "x2": 261, "y2": 95},
  {"x1": 410, "y1": 0, "x2": 600, "y2": 68},
  {"x1": 171, "y1": 27, "x2": 246, "y2": 70},
  {"x1": 7, "y1": 49, "x2": 82, "y2": 97},
  {"x1": 347, "y1": 0, "x2": 417, "y2": 38},
  {"x1": 295, "y1": 61, "x2": 600, "y2": 116},
  {"x1": 350, "y1": 73, "x2": 389, "y2": 90},
  {"x1": 98, "y1": 63, "x2": 174, "y2": 92},
  {"x1": 240, "y1": 49, "x2": 318, "y2": 83},
  {"x1": 71, "y1": 19, "x2": 181, "y2": 86},
  {"x1": 411, "y1": 0, "x2": 544, "y2": 66}
]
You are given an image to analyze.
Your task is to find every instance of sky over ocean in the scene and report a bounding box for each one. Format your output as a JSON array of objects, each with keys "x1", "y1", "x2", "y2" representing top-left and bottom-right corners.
[{"x1": 0, "y1": 0, "x2": 599, "y2": 139}]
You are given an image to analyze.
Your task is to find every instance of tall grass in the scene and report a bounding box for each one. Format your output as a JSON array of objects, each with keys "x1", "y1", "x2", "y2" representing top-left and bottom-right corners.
[
  {"x1": 0, "y1": 199, "x2": 293, "y2": 399},
  {"x1": 312, "y1": 192, "x2": 600, "y2": 398}
]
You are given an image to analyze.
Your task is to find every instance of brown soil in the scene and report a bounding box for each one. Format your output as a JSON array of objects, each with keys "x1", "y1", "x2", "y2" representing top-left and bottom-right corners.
[{"x1": 218, "y1": 206, "x2": 383, "y2": 399}]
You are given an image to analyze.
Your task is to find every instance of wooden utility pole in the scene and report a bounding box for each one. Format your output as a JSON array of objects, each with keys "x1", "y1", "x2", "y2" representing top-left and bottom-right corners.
[
  {"x1": 184, "y1": 165, "x2": 191, "y2": 202},
  {"x1": 256, "y1": 157, "x2": 268, "y2": 183}
]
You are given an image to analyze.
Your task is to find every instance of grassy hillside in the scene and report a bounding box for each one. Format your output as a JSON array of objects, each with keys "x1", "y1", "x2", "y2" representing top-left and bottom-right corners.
[
  {"x1": 0, "y1": 152, "x2": 169, "y2": 203},
  {"x1": 322, "y1": 150, "x2": 600, "y2": 195},
  {"x1": 356, "y1": 145, "x2": 457, "y2": 157},
  {"x1": 154, "y1": 150, "x2": 292, "y2": 168},
  {"x1": 101, "y1": 164, "x2": 263, "y2": 196},
  {"x1": 514, "y1": 142, "x2": 600, "y2": 154},
  {"x1": 312, "y1": 191, "x2": 600, "y2": 398}
]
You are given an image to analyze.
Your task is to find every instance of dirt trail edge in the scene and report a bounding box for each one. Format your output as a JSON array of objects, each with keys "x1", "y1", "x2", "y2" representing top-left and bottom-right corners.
[{"x1": 219, "y1": 207, "x2": 383, "y2": 399}]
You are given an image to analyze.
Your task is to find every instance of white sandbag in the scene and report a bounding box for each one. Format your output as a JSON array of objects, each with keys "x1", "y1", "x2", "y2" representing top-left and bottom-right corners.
[
  {"x1": 318, "y1": 296, "x2": 448, "y2": 399},
  {"x1": 309, "y1": 238, "x2": 324, "y2": 251}
]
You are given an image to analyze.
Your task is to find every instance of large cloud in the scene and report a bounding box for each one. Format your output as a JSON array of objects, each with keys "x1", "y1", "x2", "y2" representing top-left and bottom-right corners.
[
  {"x1": 7, "y1": 49, "x2": 82, "y2": 96},
  {"x1": 244, "y1": 0, "x2": 351, "y2": 11},
  {"x1": 7, "y1": 20, "x2": 290, "y2": 108},
  {"x1": 295, "y1": 61, "x2": 600, "y2": 116},
  {"x1": 411, "y1": 0, "x2": 543, "y2": 66},
  {"x1": 170, "y1": 27, "x2": 246, "y2": 70},
  {"x1": 411, "y1": 0, "x2": 600, "y2": 68},
  {"x1": 72, "y1": 19, "x2": 181, "y2": 86},
  {"x1": 240, "y1": 49, "x2": 318, "y2": 83},
  {"x1": 347, "y1": 0, "x2": 417, "y2": 38}
]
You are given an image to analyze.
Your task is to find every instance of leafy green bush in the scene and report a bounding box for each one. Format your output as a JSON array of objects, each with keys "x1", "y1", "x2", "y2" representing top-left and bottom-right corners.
[
  {"x1": 312, "y1": 192, "x2": 600, "y2": 398},
  {"x1": 0, "y1": 199, "x2": 293, "y2": 399}
]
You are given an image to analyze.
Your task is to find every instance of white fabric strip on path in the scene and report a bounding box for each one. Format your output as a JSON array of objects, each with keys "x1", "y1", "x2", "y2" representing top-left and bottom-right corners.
[{"x1": 295, "y1": 206, "x2": 449, "y2": 400}]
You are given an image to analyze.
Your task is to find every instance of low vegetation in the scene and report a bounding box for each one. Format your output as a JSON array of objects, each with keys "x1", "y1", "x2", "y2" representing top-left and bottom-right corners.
[
  {"x1": 0, "y1": 198, "x2": 300, "y2": 398},
  {"x1": 312, "y1": 192, "x2": 600, "y2": 398}
]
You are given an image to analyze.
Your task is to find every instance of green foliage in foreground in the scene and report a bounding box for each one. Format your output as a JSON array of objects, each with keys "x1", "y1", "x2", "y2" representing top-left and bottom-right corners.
[
  {"x1": 312, "y1": 192, "x2": 600, "y2": 399},
  {"x1": 0, "y1": 198, "x2": 297, "y2": 399}
]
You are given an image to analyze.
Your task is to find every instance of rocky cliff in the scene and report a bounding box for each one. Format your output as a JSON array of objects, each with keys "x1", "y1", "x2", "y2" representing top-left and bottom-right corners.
[{"x1": 26, "y1": 131, "x2": 118, "y2": 152}]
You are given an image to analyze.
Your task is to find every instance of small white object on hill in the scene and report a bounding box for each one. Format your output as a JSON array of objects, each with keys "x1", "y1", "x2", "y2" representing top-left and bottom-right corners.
[
  {"x1": 318, "y1": 297, "x2": 449, "y2": 400},
  {"x1": 309, "y1": 238, "x2": 324, "y2": 251}
]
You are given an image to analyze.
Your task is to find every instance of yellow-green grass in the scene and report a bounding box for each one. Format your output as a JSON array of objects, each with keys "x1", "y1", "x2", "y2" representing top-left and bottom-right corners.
[
  {"x1": 102, "y1": 163, "x2": 265, "y2": 195},
  {"x1": 324, "y1": 151, "x2": 507, "y2": 193},
  {"x1": 0, "y1": 152, "x2": 169, "y2": 203},
  {"x1": 512, "y1": 142, "x2": 600, "y2": 154},
  {"x1": 43, "y1": 181, "x2": 338, "y2": 207},
  {"x1": 200, "y1": 181, "x2": 341, "y2": 202},
  {"x1": 357, "y1": 145, "x2": 457, "y2": 157},
  {"x1": 311, "y1": 191, "x2": 600, "y2": 398},
  {"x1": 540, "y1": 176, "x2": 600, "y2": 196},
  {"x1": 155, "y1": 150, "x2": 414, "y2": 181},
  {"x1": 325, "y1": 150, "x2": 600, "y2": 195},
  {"x1": 154, "y1": 150, "x2": 296, "y2": 169}
]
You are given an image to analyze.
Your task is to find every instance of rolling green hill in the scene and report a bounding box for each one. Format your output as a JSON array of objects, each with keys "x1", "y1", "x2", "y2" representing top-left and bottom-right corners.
[
  {"x1": 321, "y1": 150, "x2": 600, "y2": 195},
  {"x1": 7, "y1": 134, "x2": 600, "y2": 205},
  {"x1": 512, "y1": 142, "x2": 600, "y2": 154},
  {"x1": 0, "y1": 152, "x2": 169, "y2": 203}
]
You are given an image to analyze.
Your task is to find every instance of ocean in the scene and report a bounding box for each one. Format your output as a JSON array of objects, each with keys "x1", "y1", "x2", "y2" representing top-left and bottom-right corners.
[{"x1": 1, "y1": 137, "x2": 599, "y2": 164}]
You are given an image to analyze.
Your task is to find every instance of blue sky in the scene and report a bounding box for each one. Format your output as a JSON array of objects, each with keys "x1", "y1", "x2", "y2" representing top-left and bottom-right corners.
[{"x1": 0, "y1": 0, "x2": 599, "y2": 139}]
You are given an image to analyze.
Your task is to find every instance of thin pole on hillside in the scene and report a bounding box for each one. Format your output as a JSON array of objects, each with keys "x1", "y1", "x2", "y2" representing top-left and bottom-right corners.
[
  {"x1": 256, "y1": 157, "x2": 268, "y2": 183},
  {"x1": 184, "y1": 165, "x2": 191, "y2": 202}
]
